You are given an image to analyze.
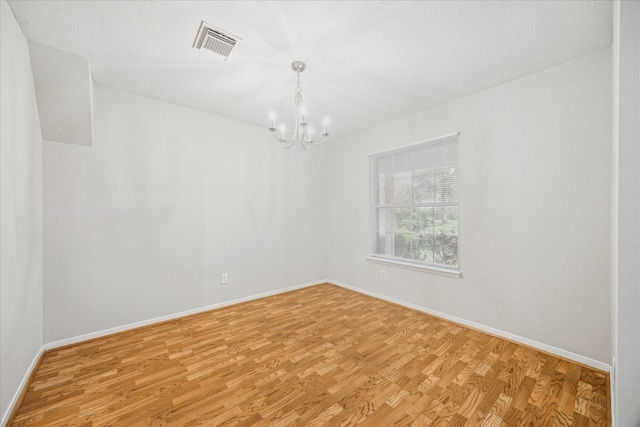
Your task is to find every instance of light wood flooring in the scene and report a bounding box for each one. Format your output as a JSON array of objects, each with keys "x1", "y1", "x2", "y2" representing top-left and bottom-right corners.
[{"x1": 10, "y1": 284, "x2": 610, "y2": 426}]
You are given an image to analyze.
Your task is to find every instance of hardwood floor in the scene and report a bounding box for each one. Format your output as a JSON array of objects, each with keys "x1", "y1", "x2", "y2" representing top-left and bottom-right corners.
[{"x1": 10, "y1": 284, "x2": 610, "y2": 426}]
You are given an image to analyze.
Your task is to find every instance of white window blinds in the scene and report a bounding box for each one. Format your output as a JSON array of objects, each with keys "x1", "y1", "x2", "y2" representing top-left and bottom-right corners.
[{"x1": 370, "y1": 133, "x2": 460, "y2": 271}]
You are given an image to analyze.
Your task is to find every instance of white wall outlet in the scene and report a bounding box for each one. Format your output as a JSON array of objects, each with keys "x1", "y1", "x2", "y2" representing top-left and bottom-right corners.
[
  {"x1": 380, "y1": 270, "x2": 387, "y2": 280},
  {"x1": 221, "y1": 273, "x2": 228, "y2": 285}
]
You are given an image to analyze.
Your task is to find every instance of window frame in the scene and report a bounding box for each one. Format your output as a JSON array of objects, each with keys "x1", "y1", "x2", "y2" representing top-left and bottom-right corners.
[{"x1": 368, "y1": 133, "x2": 461, "y2": 278}]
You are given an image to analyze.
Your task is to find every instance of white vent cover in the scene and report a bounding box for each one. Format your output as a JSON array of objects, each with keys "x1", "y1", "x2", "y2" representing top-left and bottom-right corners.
[{"x1": 193, "y1": 21, "x2": 240, "y2": 60}]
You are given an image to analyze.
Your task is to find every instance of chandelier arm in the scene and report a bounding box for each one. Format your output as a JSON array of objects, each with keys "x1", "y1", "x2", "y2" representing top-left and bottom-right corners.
[
  {"x1": 301, "y1": 129, "x2": 329, "y2": 146},
  {"x1": 308, "y1": 136, "x2": 328, "y2": 146},
  {"x1": 271, "y1": 133, "x2": 296, "y2": 147},
  {"x1": 282, "y1": 139, "x2": 296, "y2": 149},
  {"x1": 270, "y1": 103, "x2": 302, "y2": 145},
  {"x1": 271, "y1": 131, "x2": 297, "y2": 145}
]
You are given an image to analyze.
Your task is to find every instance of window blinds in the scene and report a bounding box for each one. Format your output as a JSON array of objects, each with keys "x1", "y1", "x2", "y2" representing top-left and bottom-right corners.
[{"x1": 370, "y1": 133, "x2": 460, "y2": 269}]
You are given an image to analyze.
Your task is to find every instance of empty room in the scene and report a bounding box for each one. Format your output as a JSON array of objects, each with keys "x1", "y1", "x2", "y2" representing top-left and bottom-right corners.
[{"x1": 1, "y1": 1, "x2": 638, "y2": 426}]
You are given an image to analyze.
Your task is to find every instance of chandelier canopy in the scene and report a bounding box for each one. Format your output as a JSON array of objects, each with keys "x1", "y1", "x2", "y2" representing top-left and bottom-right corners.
[{"x1": 268, "y1": 61, "x2": 329, "y2": 149}]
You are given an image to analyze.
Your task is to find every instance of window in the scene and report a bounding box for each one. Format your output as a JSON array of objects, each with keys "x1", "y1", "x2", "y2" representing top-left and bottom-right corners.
[{"x1": 369, "y1": 133, "x2": 460, "y2": 276}]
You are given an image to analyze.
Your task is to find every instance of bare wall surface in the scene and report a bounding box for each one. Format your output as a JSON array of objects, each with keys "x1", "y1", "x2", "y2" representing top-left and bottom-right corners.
[
  {"x1": 28, "y1": 42, "x2": 93, "y2": 146},
  {"x1": 44, "y1": 85, "x2": 327, "y2": 342},
  {"x1": 327, "y1": 49, "x2": 612, "y2": 364},
  {"x1": 0, "y1": 0, "x2": 44, "y2": 421}
]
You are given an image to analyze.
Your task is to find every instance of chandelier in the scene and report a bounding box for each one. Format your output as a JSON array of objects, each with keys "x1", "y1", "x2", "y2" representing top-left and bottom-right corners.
[{"x1": 268, "y1": 61, "x2": 330, "y2": 149}]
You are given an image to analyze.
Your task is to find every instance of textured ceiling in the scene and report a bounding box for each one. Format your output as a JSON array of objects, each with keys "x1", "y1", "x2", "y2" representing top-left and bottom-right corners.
[{"x1": 8, "y1": 1, "x2": 612, "y2": 141}]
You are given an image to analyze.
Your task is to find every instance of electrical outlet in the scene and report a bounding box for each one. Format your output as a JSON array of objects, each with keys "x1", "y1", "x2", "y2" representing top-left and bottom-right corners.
[
  {"x1": 221, "y1": 273, "x2": 228, "y2": 285},
  {"x1": 380, "y1": 270, "x2": 387, "y2": 280}
]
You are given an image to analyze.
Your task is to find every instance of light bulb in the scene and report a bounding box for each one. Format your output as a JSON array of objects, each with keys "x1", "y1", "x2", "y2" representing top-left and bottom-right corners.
[
  {"x1": 269, "y1": 111, "x2": 276, "y2": 129},
  {"x1": 300, "y1": 105, "x2": 307, "y2": 123}
]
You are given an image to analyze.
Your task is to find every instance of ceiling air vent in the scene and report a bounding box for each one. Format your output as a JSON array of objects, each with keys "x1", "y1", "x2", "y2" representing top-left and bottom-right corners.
[{"x1": 193, "y1": 21, "x2": 240, "y2": 60}]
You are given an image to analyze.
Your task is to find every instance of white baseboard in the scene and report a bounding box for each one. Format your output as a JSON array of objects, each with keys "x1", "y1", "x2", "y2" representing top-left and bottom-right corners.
[
  {"x1": 4, "y1": 280, "x2": 325, "y2": 426},
  {"x1": 44, "y1": 279, "x2": 325, "y2": 351},
  {"x1": 1, "y1": 346, "x2": 44, "y2": 427},
  {"x1": 44, "y1": 278, "x2": 612, "y2": 373},
  {"x1": 329, "y1": 280, "x2": 612, "y2": 373},
  {"x1": 7, "y1": 278, "x2": 609, "y2": 427},
  {"x1": 610, "y1": 356, "x2": 616, "y2": 426}
]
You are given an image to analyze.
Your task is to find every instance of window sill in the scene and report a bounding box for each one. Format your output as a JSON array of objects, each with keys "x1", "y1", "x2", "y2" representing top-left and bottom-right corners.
[{"x1": 366, "y1": 256, "x2": 462, "y2": 278}]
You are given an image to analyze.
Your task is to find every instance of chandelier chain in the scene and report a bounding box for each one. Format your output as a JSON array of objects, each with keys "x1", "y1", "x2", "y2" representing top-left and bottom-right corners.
[{"x1": 295, "y1": 72, "x2": 303, "y2": 104}]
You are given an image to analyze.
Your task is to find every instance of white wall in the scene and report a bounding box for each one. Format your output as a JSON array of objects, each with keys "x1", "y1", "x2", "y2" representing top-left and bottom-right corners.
[
  {"x1": 327, "y1": 49, "x2": 612, "y2": 364},
  {"x1": 44, "y1": 85, "x2": 327, "y2": 342},
  {"x1": 612, "y1": 0, "x2": 640, "y2": 425},
  {"x1": 28, "y1": 42, "x2": 94, "y2": 146},
  {"x1": 0, "y1": 0, "x2": 44, "y2": 421}
]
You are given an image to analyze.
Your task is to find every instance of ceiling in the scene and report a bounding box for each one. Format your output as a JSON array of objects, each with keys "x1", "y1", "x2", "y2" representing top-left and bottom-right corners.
[{"x1": 8, "y1": 1, "x2": 612, "y2": 141}]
